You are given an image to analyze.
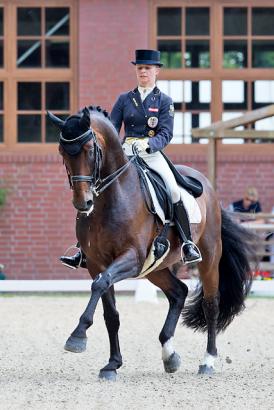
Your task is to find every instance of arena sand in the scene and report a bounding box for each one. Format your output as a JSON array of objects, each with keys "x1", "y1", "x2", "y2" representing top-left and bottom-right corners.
[{"x1": 0, "y1": 294, "x2": 273, "y2": 410}]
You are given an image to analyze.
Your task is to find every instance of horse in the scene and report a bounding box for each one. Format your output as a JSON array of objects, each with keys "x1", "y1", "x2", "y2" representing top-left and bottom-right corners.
[{"x1": 48, "y1": 106, "x2": 256, "y2": 381}]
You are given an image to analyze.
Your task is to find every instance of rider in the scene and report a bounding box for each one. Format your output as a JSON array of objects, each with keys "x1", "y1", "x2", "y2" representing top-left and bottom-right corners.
[{"x1": 60, "y1": 49, "x2": 201, "y2": 269}]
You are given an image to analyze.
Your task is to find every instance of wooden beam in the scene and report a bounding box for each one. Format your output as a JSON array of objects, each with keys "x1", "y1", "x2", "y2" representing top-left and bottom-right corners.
[
  {"x1": 192, "y1": 129, "x2": 274, "y2": 139},
  {"x1": 207, "y1": 138, "x2": 217, "y2": 189},
  {"x1": 199, "y1": 104, "x2": 274, "y2": 131}
]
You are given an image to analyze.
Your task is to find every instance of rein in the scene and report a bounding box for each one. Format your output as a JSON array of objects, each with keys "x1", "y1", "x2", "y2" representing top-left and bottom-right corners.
[{"x1": 90, "y1": 156, "x2": 136, "y2": 197}]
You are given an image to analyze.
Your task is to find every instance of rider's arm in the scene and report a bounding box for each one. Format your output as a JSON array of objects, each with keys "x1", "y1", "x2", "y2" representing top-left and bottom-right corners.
[
  {"x1": 147, "y1": 95, "x2": 174, "y2": 153},
  {"x1": 110, "y1": 94, "x2": 124, "y2": 134}
]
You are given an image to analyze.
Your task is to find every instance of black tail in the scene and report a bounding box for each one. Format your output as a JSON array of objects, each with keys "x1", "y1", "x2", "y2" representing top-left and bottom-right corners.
[{"x1": 182, "y1": 209, "x2": 257, "y2": 333}]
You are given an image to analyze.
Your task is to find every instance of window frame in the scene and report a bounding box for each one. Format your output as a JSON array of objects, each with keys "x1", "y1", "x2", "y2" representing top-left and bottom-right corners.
[{"x1": 0, "y1": 0, "x2": 78, "y2": 153}]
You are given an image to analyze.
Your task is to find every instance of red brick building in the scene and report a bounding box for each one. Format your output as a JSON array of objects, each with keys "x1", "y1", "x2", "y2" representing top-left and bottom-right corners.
[{"x1": 0, "y1": 0, "x2": 274, "y2": 279}]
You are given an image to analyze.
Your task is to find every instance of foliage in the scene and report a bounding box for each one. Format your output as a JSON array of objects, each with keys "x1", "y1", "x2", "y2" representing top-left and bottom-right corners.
[{"x1": 0, "y1": 185, "x2": 7, "y2": 207}]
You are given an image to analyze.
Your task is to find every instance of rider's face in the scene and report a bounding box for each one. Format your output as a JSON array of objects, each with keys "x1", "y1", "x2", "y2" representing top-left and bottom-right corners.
[{"x1": 135, "y1": 65, "x2": 160, "y2": 88}]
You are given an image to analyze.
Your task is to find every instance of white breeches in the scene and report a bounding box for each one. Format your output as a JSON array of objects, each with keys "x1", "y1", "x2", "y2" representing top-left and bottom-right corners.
[{"x1": 123, "y1": 140, "x2": 181, "y2": 203}]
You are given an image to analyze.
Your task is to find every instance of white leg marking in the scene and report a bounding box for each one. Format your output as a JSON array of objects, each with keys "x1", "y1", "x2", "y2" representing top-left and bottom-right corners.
[
  {"x1": 201, "y1": 352, "x2": 216, "y2": 368},
  {"x1": 162, "y1": 338, "x2": 175, "y2": 361}
]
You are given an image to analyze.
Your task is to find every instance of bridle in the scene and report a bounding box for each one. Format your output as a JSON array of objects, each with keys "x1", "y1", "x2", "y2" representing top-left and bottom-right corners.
[{"x1": 60, "y1": 128, "x2": 135, "y2": 198}]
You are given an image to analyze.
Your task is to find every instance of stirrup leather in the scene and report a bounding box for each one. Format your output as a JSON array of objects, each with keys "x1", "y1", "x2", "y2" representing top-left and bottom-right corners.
[{"x1": 181, "y1": 241, "x2": 202, "y2": 265}]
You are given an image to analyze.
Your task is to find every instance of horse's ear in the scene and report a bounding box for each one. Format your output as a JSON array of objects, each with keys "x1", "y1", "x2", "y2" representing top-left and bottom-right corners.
[
  {"x1": 79, "y1": 107, "x2": 90, "y2": 130},
  {"x1": 47, "y1": 111, "x2": 65, "y2": 130}
]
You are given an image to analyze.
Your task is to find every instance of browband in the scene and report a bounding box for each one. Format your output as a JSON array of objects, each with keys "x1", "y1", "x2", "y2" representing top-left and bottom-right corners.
[{"x1": 60, "y1": 129, "x2": 94, "y2": 143}]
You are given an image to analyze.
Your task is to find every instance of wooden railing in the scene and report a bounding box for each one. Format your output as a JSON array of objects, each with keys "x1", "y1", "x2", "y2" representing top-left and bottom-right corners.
[
  {"x1": 176, "y1": 212, "x2": 274, "y2": 279},
  {"x1": 230, "y1": 212, "x2": 274, "y2": 274},
  {"x1": 191, "y1": 104, "x2": 274, "y2": 189}
]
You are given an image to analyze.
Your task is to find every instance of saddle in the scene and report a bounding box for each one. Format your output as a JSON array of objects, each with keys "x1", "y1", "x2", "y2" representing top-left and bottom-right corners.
[
  {"x1": 161, "y1": 151, "x2": 203, "y2": 198},
  {"x1": 134, "y1": 156, "x2": 173, "y2": 221},
  {"x1": 134, "y1": 154, "x2": 203, "y2": 275},
  {"x1": 134, "y1": 152, "x2": 203, "y2": 221}
]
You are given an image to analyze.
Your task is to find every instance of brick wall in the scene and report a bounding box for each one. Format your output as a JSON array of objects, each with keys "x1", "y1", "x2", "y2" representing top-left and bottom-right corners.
[
  {"x1": 1, "y1": 151, "x2": 273, "y2": 280},
  {"x1": 78, "y1": 0, "x2": 149, "y2": 110},
  {"x1": 216, "y1": 154, "x2": 274, "y2": 211},
  {"x1": 0, "y1": 154, "x2": 89, "y2": 280}
]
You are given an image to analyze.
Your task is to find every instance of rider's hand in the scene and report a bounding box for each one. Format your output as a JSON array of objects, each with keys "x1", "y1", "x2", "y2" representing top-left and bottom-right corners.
[{"x1": 132, "y1": 139, "x2": 150, "y2": 155}]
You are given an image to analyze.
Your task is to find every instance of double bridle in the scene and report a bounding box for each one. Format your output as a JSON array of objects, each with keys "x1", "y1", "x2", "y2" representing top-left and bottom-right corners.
[{"x1": 61, "y1": 128, "x2": 135, "y2": 198}]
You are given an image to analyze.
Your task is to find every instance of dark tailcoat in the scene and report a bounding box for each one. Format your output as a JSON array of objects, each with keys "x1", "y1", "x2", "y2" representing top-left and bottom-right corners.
[{"x1": 110, "y1": 86, "x2": 174, "y2": 153}]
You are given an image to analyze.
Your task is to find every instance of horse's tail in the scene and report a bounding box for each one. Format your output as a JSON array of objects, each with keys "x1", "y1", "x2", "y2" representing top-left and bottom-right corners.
[{"x1": 182, "y1": 208, "x2": 256, "y2": 333}]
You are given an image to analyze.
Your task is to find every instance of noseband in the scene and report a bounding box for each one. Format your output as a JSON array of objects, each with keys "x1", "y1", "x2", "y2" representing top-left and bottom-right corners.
[{"x1": 60, "y1": 128, "x2": 135, "y2": 197}]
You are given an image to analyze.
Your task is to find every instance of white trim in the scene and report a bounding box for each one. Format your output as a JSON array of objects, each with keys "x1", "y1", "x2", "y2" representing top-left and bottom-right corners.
[
  {"x1": 0, "y1": 279, "x2": 273, "y2": 295},
  {"x1": 162, "y1": 338, "x2": 175, "y2": 361},
  {"x1": 201, "y1": 352, "x2": 216, "y2": 368}
]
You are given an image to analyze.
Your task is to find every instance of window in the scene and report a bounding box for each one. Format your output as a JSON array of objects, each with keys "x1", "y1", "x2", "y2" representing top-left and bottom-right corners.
[
  {"x1": 253, "y1": 81, "x2": 274, "y2": 134},
  {"x1": 158, "y1": 80, "x2": 211, "y2": 143},
  {"x1": 152, "y1": 2, "x2": 274, "y2": 145},
  {"x1": 0, "y1": 1, "x2": 76, "y2": 149},
  {"x1": 157, "y1": 7, "x2": 210, "y2": 68},
  {"x1": 223, "y1": 7, "x2": 274, "y2": 68},
  {"x1": 17, "y1": 7, "x2": 70, "y2": 68},
  {"x1": 17, "y1": 81, "x2": 70, "y2": 143},
  {"x1": 221, "y1": 80, "x2": 274, "y2": 143}
]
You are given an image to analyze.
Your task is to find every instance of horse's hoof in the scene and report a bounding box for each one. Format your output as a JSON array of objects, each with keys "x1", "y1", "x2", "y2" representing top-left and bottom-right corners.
[
  {"x1": 99, "y1": 369, "x2": 117, "y2": 381},
  {"x1": 163, "y1": 352, "x2": 181, "y2": 373},
  {"x1": 64, "y1": 336, "x2": 87, "y2": 353},
  {"x1": 198, "y1": 364, "x2": 214, "y2": 375}
]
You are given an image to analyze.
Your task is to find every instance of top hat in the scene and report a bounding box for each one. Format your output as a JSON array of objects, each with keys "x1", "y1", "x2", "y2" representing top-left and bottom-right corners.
[{"x1": 131, "y1": 49, "x2": 163, "y2": 66}]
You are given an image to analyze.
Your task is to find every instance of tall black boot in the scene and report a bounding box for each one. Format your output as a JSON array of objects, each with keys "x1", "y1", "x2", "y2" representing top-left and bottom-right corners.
[
  {"x1": 60, "y1": 244, "x2": 87, "y2": 269},
  {"x1": 173, "y1": 200, "x2": 202, "y2": 265}
]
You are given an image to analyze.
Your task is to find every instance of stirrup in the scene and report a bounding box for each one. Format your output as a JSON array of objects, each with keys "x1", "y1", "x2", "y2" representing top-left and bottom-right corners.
[
  {"x1": 60, "y1": 245, "x2": 82, "y2": 270},
  {"x1": 181, "y1": 241, "x2": 202, "y2": 265}
]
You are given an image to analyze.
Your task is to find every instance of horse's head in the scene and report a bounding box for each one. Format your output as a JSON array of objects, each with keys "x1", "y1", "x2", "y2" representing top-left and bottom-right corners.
[{"x1": 48, "y1": 107, "x2": 102, "y2": 215}]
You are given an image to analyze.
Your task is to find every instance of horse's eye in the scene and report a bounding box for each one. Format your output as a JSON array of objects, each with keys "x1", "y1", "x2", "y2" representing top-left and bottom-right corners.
[{"x1": 88, "y1": 148, "x2": 94, "y2": 158}]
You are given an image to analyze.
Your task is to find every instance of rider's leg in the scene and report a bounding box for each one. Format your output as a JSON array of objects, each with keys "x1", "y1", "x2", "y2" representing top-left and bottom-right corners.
[
  {"x1": 140, "y1": 151, "x2": 202, "y2": 264},
  {"x1": 60, "y1": 242, "x2": 87, "y2": 269},
  {"x1": 173, "y1": 200, "x2": 202, "y2": 264}
]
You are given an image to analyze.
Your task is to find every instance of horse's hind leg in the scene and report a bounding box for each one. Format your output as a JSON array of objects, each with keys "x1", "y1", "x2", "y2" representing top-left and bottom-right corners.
[
  {"x1": 148, "y1": 268, "x2": 188, "y2": 373},
  {"x1": 198, "y1": 243, "x2": 221, "y2": 375},
  {"x1": 99, "y1": 286, "x2": 123, "y2": 381}
]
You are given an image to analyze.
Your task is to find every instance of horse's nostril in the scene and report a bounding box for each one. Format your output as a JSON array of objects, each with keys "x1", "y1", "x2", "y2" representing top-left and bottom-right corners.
[{"x1": 86, "y1": 200, "x2": 93, "y2": 209}]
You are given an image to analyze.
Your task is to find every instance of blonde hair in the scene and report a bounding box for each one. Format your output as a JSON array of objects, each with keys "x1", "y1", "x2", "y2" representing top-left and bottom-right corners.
[{"x1": 244, "y1": 186, "x2": 258, "y2": 201}]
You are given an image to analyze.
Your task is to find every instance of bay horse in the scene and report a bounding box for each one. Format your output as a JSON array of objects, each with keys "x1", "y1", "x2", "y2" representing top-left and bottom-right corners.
[{"x1": 48, "y1": 107, "x2": 255, "y2": 381}]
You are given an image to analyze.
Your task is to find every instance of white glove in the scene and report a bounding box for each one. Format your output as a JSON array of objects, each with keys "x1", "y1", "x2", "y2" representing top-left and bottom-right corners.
[{"x1": 132, "y1": 139, "x2": 149, "y2": 155}]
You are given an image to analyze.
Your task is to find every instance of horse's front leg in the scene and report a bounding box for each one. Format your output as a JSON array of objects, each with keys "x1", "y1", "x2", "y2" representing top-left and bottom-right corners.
[
  {"x1": 64, "y1": 248, "x2": 139, "y2": 370},
  {"x1": 99, "y1": 285, "x2": 123, "y2": 381}
]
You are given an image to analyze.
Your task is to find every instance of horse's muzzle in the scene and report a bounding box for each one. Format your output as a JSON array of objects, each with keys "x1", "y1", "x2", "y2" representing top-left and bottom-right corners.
[
  {"x1": 72, "y1": 190, "x2": 94, "y2": 215},
  {"x1": 73, "y1": 199, "x2": 94, "y2": 216}
]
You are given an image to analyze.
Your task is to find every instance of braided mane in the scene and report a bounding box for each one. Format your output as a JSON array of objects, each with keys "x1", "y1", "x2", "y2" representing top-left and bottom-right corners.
[{"x1": 87, "y1": 105, "x2": 110, "y2": 119}]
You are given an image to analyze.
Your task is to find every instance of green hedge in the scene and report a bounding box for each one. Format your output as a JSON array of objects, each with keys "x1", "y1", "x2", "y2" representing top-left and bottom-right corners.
[{"x1": 0, "y1": 187, "x2": 7, "y2": 207}]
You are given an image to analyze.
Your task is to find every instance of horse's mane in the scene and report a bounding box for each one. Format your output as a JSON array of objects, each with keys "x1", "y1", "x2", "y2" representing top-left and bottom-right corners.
[
  {"x1": 84, "y1": 106, "x2": 121, "y2": 144},
  {"x1": 61, "y1": 105, "x2": 120, "y2": 146},
  {"x1": 87, "y1": 105, "x2": 110, "y2": 119}
]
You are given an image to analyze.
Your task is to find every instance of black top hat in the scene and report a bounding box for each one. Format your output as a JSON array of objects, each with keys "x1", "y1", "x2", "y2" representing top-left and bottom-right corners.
[{"x1": 131, "y1": 49, "x2": 163, "y2": 66}]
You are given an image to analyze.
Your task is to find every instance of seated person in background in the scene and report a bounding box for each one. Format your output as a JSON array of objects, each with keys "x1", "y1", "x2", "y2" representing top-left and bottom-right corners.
[{"x1": 228, "y1": 186, "x2": 263, "y2": 223}]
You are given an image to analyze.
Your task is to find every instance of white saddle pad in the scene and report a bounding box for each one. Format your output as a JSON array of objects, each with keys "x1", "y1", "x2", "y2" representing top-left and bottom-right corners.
[{"x1": 144, "y1": 173, "x2": 201, "y2": 225}]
